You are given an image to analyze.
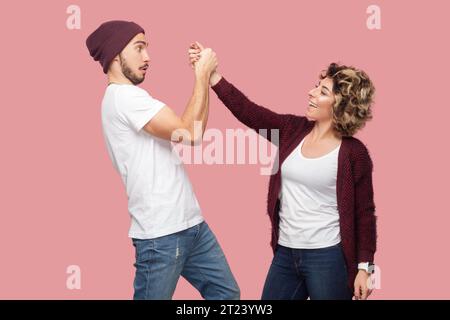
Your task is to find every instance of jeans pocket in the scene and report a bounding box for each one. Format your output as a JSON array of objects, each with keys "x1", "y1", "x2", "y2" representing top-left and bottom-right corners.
[{"x1": 132, "y1": 238, "x2": 153, "y2": 263}]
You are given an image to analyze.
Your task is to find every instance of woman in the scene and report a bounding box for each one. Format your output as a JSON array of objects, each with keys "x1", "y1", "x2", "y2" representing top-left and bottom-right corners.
[{"x1": 189, "y1": 43, "x2": 377, "y2": 300}]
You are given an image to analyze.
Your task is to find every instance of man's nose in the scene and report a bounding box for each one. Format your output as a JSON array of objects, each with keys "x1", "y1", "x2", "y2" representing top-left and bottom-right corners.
[{"x1": 142, "y1": 50, "x2": 150, "y2": 62}]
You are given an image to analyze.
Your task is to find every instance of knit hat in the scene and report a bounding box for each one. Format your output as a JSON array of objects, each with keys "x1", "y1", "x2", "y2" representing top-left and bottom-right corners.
[{"x1": 86, "y1": 20, "x2": 145, "y2": 74}]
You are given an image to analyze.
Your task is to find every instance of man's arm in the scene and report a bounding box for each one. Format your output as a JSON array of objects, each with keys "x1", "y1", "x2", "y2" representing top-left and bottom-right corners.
[{"x1": 180, "y1": 72, "x2": 210, "y2": 140}]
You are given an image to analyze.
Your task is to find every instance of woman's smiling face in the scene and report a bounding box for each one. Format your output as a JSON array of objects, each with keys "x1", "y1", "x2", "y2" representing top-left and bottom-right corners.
[{"x1": 306, "y1": 77, "x2": 336, "y2": 122}]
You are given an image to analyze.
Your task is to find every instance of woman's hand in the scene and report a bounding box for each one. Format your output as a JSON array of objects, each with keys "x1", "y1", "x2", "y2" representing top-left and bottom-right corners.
[
  {"x1": 188, "y1": 41, "x2": 203, "y2": 67},
  {"x1": 354, "y1": 270, "x2": 373, "y2": 300}
]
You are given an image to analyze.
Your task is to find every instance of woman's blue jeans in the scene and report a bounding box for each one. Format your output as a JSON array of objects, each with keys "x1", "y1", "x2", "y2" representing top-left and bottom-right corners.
[{"x1": 261, "y1": 243, "x2": 353, "y2": 300}]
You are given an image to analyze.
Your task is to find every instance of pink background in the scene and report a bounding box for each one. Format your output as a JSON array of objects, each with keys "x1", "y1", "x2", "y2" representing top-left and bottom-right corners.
[{"x1": 1, "y1": 0, "x2": 449, "y2": 299}]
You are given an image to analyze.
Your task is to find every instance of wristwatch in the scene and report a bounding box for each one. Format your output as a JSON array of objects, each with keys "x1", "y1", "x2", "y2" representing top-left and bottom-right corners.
[{"x1": 358, "y1": 262, "x2": 375, "y2": 274}]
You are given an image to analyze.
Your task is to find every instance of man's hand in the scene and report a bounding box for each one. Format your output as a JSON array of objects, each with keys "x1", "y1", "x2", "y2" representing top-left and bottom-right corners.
[
  {"x1": 354, "y1": 269, "x2": 373, "y2": 300},
  {"x1": 189, "y1": 42, "x2": 222, "y2": 86}
]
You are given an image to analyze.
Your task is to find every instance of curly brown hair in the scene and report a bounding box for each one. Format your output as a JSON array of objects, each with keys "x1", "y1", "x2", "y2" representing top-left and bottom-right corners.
[{"x1": 320, "y1": 63, "x2": 375, "y2": 137}]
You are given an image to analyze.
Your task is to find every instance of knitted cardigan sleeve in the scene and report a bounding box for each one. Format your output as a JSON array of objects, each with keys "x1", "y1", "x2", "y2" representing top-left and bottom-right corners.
[
  {"x1": 211, "y1": 76, "x2": 291, "y2": 144},
  {"x1": 352, "y1": 142, "x2": 377, "y2": 263}
]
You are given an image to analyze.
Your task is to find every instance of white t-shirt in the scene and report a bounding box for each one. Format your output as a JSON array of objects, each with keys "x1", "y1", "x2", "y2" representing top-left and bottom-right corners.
[
  {"x1": 278, "y1": 137, "x2": 341, "y2": 249},
  {"x1": 101, "y1": 83, "x2": 203, "y2": 239}
]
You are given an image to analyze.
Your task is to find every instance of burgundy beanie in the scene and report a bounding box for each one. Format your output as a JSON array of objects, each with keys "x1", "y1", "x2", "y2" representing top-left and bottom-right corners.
[{"x1": 86, "y1": 20, "x2": 145, "y2": 74}]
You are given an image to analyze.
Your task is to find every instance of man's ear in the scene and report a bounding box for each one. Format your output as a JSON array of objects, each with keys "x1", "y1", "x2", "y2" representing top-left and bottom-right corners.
[
  {"x1": 113, "y1": 53, "x2": 121, "y2": 63},
  {"x1": 107, "y1": 54, "x2": 121, "y2": 74}
]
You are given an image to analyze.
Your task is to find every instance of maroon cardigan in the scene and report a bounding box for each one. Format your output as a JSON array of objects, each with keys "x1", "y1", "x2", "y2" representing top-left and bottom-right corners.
[{"x1": 212, "y1": 77, "x2": 377, "y2": 291}]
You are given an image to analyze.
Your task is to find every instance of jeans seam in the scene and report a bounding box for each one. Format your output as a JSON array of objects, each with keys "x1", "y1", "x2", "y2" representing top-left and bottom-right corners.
[
  {"x1": 144, "y1": 243, "x2": 153, "y2": 299},
  {"x1": 292, "y1": 250, "x2": 302, "y2": 277},
  {"x1": 185, "y1": 258, "x2": 211, "y2": 298},
  {"x1": 291, "y1": 279, "x2": 305, "y2": 300},
  {"x1": 194, "y1": 222, "x2": 203, "y2": 241},
  {"x1": 187, "y1": 224, "x2": 210, "y2": 289},
  {"x1": 181, "y1": 245, "x2": 210, "y2": 297}
]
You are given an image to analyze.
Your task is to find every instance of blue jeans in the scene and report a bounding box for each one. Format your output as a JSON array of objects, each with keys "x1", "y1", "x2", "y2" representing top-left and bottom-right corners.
[
  {"x1": 132, "y1": 221, "x2": 240, "y2": 300},
  {"x1": 261, "y1": 243, "x2": 353, "y2": 300}
]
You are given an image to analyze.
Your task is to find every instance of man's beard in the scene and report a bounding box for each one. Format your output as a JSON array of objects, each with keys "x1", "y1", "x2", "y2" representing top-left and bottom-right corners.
[{"x1": 119, "y1": 54, "x2": 144, "y2": 85}]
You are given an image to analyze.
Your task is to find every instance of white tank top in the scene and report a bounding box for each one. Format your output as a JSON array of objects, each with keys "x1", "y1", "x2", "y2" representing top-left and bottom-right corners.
[{"x1": 278, "y1": 137, "x2": 341, "y2": 249}]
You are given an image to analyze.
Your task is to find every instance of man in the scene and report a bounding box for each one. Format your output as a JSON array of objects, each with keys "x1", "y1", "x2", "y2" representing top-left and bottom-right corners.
[{"x1": 86, "y1": 20, "x2": 239, "y2": 300}]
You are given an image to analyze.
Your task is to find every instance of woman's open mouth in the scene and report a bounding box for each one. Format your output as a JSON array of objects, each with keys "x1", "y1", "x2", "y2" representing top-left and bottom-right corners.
[{"x1": 308, "y1": 101, "x2": 317, "y2": 108}]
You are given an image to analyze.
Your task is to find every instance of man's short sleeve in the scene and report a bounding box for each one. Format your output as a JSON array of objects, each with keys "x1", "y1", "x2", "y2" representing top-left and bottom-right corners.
[{"x1": 115, "y1": 85, "x2": 165, "y2": 132}]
